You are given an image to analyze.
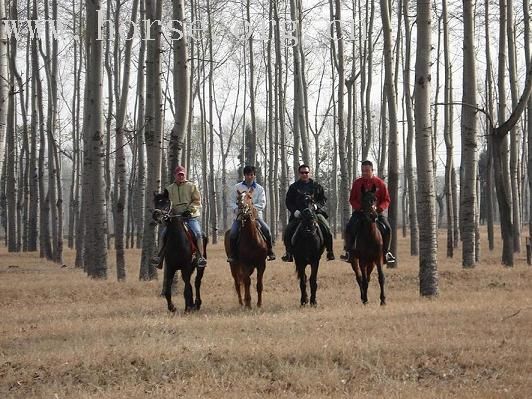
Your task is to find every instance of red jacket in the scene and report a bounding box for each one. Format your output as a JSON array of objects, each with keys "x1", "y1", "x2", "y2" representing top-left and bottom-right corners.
[{"x1": 349, "y1": 176, "x2": 390, "y2": 212}]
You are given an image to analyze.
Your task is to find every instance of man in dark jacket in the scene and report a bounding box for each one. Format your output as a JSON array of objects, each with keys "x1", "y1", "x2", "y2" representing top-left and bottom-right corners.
[{"x1": 281, "y1": 164, "x2": 335, "y2": 262}]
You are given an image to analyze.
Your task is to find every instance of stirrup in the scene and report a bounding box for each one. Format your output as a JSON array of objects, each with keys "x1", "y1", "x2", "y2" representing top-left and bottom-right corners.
[
  {"x1": 281, "y1": 253, "x2": 293, "y2": 262},
  {"x1": 326, "y1": 251, "x2": 335, "y2": 261},
  {"x1": 385, "y1": 252, "x2": 396, "y2": 264},
  {"x1": 197, "y1": 256, "x2": 207, "y2": 267},
  {"x1": 151, "y1": 255, "x2": 163, "y2": 269}
]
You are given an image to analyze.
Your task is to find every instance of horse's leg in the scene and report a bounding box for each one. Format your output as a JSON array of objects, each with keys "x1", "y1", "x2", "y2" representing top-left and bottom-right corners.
[
  {"x1": 377, "y1": 262, "x2": 386, "y2": 305},
  {"x1": 230, "y1": 263, "x2": 243, "y2": 306},
  {"x1": 309, "y1": 261, "x2": 319, "y2": 306},
  {"x1": 256, "y1": 261, "x2": 265, "y2": 308},
  {"x1": 164, "y1": 264, "x2": 177, "y2": 313},
  {"x1": 194, "y1": 266, "x2": 205, "y2": 311},
  {"x1": 351, "y1": 258, "x2": 365, "y2": 304},
  {"x1": 297, "y1": 261, "x2": 308, "y2": 306},
  {"x1": 243, "y1": 271, "x2": 252, "y2": 308},
  {"x1": 181, "y1": 269, "x2": 194, "y2": 313},
  {"x1": 361, "y1": 264, "x2": 369, "y2": 304}
]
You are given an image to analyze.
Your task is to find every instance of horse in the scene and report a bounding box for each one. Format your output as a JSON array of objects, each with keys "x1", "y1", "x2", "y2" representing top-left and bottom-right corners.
[
  {"x1": 348, "y1": 185, "x2": 386, "y2": 305},
  {"x1": 153, "y1": 191, "x2": 205, "y2": 313},
  {"x1": 291, "y1": 192, "x2": 325, "y2": 306},
  {"x1": 224, "y1": 189, "x2": 268, "y2": 308}
]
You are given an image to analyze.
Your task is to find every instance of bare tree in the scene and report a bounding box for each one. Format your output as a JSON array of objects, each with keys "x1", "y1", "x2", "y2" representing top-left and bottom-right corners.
[
  {"x1": 139, "y1": 0, "x2": 163, "y2": 280},
  {"x1": 461, "y1": 0, "x2": 478, "y2": 267},
  {"x1": 381, "y1": 0, "x2": 399, "y2": 266},
  {"x1": 0, "y1": 0, "x2": 7, "y2": 177},
  {"x1": 168, "y1": 0, "x2": 189, "y2": 174},
  {"x1": 403, "y1": 0, "x2": 418, "y2": 256},
  {"x1": 83, "y1": 0, "x2": 108, "y2": 278},
  {"x1": 415, "y1": 0, "x2": 438, "y2": 296}
]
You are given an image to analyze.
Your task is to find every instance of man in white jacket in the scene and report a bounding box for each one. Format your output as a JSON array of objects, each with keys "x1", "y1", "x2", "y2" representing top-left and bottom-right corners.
[{"x1": 227, "y1": 165, "x2": 276, "y2": 262}]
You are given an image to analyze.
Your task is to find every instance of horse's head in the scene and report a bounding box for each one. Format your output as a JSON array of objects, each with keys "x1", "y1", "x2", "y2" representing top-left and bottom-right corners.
[
  {"x1": 236, "y1": 189, "x2": 256, "y2": 222},
  {"x1": 361, "y1": 185, "x2": 378, "y2": 222},
  {"x1": 296, "y1": 190, "x2": 318, "y2": 232},
  {"x1": 152, "y1": 191, "x2": 172, "y2": 223}
]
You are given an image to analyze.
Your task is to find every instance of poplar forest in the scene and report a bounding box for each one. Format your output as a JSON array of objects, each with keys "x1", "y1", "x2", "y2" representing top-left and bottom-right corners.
[{"x1": 0, "y1": 1, "x2": 531, "y2": 397}]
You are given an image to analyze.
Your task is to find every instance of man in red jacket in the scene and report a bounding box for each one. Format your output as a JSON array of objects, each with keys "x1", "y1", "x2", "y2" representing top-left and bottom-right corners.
[{"x1": 341, "y1": 160, "x2": 396, "y2": 264}]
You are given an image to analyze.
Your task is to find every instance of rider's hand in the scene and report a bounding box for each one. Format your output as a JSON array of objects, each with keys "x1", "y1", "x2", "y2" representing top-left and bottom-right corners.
[
  {"x1": 294, "y1": 210, "x2": 301, "y2": 218},
  {"x1": 313, "y1": 203, "x2": 318, "y2": 210},
  {"x1": 376, "y1": 207, "x2": 383, "y2": 213},
  {"x1": 152, "y1": 210, "x2": 162, "y2": 222},
  {"x1": 182, "y1": 209, "x2": 192, "y2": 218}
]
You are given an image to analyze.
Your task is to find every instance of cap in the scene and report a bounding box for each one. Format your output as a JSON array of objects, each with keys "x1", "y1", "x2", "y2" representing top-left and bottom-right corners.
[{"x1": 175, "y1": 165, "x2": 186, "y2": 175}]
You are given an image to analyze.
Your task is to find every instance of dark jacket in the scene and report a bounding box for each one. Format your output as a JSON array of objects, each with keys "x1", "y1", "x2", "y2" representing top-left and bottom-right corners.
[{"x1": 285, "y1": 179, "x2": 328, "y2": 219}]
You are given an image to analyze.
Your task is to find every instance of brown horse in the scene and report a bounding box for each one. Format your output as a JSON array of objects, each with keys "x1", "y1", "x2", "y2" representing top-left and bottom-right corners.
[
  {"x1": 224, "y1": 189, "x2": 268, "y2": 308},
  {"x1": 348, "y1": 185, "x2": 386, "y2": 305}
]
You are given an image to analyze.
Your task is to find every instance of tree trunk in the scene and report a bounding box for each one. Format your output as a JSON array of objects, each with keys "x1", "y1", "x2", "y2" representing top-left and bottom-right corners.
[
  {"x1": 461, "y1": 0, "x2": 478, "y2": 267},
  {"x1": 486, "y1": 0, "x2": 495, "y2": 250},
  {"x1": 139, "y1": 0, "x2": 162, "y2": 280},
  {"x1": 507, "y1": 0, "x2": 522, "y2": 253},
  {"x1": 83, "y1": 0, "x2": 108, "y2": 278},
  {"x1": 0, "y1": 0, "x2": 7, "y2": 178},
  {"x1": 381, "y1": 0, "x2": 399, "y2": 267},
  {"x1": 415, "y1": 0, "x2": 438, "y2": 296},
  {"x1": 403, "y1": 0, "x2": 419, "y2": 256},
  {"x1": 168, "y1": 0, "x2": 189, "y2": 174}
]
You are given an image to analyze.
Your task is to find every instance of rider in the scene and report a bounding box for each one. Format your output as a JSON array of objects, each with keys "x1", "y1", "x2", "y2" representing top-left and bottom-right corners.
[
  {"x1": 151, "y1": 165, "x2": 207, "y2": 269},
  {"x1": 227, "y1": 165, "x2": 276, "y2": 262},
  {"x1": 281, "y1": 164, "x2": 335, "y2": 262},
  {"x1": 341, "y1": 160, "x2": 396, "y2": 264}
]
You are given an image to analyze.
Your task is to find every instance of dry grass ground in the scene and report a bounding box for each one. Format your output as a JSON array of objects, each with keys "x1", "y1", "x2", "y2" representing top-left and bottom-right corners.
[{"x1": 1, "y1": 229, "x2": 531, "y2": 398}]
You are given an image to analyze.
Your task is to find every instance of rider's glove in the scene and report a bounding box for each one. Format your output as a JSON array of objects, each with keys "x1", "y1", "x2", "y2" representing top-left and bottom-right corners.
[
  {"x1": 294, "y1": 210, "x2": 301, "y2": 218},
  {"x1": 182, "y1": 209, "x2": 192, "y2": 218}
]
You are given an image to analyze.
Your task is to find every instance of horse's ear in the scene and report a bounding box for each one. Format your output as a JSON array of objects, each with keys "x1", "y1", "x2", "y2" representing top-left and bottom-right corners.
[
  {"x1": 248, "y1": 187, "x2": 254, "y2": 194},
  {"x1": 237, "y1": 189, "x2": 243, "y2": 195},
  {"x1": 153, "y1": 190, "x2": 158, "y2": 197},
  {"x1": 163, "y1": 189, "x2": 169, "y2": 198},
  {"x1": 371, "y1": 184, "x2": 377, "y2": 193}
]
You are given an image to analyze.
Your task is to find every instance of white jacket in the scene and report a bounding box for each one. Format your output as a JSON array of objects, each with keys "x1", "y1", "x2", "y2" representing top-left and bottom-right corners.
[{"x1": 230, "y1": 181, "x2": 266, "y2": 220}]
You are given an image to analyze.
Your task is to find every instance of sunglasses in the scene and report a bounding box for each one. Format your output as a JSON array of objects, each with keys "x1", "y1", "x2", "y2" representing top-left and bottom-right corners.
[{"x1": 299, "y1": 171, "x2": 309, "y2": 174}]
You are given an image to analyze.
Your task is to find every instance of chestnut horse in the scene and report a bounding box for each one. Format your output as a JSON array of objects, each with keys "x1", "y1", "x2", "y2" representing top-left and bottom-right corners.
[
  {"x1": 224, "y1": 190, "x2": 268, "y2": 308},
  {"x1": 153, "y1": 192, "x2": 205, "y2": 313},
  {"x1": 348, "y1": 186, "x2": 386, "y2": 305},
  {"x1": 292, "y1": 193, "x2": 325, "y2": 306}
]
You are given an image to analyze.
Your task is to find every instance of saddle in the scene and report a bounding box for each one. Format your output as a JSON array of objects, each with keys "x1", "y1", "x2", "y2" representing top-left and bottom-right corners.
[
  {"x1": 182, "y1": 222, "x2": 199, "y2": 254},
  {"x1": 290, "y1": 219, "x2": 323, "y2": 247},
  {"x1": 235, "y1": 221, "x2": 267, "y2": 247}
]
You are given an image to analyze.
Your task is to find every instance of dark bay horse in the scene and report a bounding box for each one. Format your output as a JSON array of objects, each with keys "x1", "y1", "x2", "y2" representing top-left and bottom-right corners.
[
  {"x1": 224, "y1": 189, "x2": 268, "y2": 308},
  {"x1": 153, "y1": 192, "x2": 205, "y2": 313},
  {"x1": 292, "y1": 193, "x2": 325, "y2": 306},
  {"x1": 348, "y1": 186, "x2": 386, "y2": 305}
]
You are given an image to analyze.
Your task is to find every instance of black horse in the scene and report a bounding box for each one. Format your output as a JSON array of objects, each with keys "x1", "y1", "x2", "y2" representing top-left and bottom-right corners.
[
  {"x1": 291, "y1": 193, "x2": 325, "y2": 306},
  {"x1": 153, "y1": 192, "x2": 205, "y2": 313}
]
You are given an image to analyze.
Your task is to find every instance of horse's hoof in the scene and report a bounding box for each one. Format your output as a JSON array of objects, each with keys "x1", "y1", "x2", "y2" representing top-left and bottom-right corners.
[
  {"x1": 380, "y1": 301, "x2": 386, "y2": 306},
  {"x1": 310, "y1": 300, "x2": 317, "y2": 307},
  {"x1": 300, "y1": 299, "x2": 308, "y2": 306},
  {"x1": 168, "y1": 305, "x2": 177, "y2": 313},
  {"x1": 195, "y1": 300, "x2": 202, "y2": 311}
]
